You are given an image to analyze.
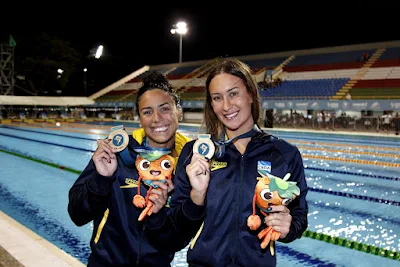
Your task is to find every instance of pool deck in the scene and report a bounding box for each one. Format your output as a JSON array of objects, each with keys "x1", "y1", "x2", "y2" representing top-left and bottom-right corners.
[
  {"x1": 0, "y1": 211, "x2": 85, "y2": 267},
  {"x1": 0, "y1": 123, "x2": 399, "y2": 266}
]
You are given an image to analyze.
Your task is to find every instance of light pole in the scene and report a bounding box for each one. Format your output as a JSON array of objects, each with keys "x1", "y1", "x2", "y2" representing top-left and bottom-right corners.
[
  {"x1": 56, "y1": 69, "x2": 64, "y2": 94},
  {"x1": 95, "y1": 45, "x2": 103, "y2": 59},
  {"x1": 57, "y1": 68, "x2": 63, "y2": 79},
  {"x1": 170, "y1": 21, "x2": 188, "y2": 63},
  {"x1": 83, "y1": 68, "x2": 88, "y2": 93},
  {"x1": 57, "y1": 68, "x2": 63, "y2": 74}
]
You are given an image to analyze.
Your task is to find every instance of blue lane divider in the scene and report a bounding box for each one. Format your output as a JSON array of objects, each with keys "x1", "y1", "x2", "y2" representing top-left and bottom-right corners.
[
  {"x1": 1, "y1": 148, "x2": 397, "y2": 263},
  {"x1": 309, "y1": 202, "x2": 400, "y2": 225},
  {"x1": 2, "y1": 125, "x2": 102, "y2": 141},
  {"x1": 0, "y1": 132, "x2": 94, "y2": 152},
  {"x1": 308, "y1": 187, "x2": 400, "y2": 206},
  {"x1": 1, "y1": 134, "x2": 398, "y2": 206},
  {"x1": 305, "y1": 166, "x2": 399, "y2": 181}
]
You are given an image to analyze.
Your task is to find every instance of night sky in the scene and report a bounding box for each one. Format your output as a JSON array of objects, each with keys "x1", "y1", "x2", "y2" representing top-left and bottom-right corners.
[{"x1": 1, "y1": 6, "x2": 399, "y2": 95}]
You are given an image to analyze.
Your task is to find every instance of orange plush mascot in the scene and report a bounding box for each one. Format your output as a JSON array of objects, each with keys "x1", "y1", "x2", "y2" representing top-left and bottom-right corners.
[
  {"x1": 133, "y1": 154, "x2": 174, "y2": 221},
  {"x1": 247, "y1": 172, "x2": 300, "y2": 255}
]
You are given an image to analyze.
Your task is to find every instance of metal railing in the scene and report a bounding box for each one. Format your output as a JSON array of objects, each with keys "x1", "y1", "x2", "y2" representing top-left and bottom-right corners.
[{"x1": 268, "y1": 114, "x2": 400, "y2": 135}]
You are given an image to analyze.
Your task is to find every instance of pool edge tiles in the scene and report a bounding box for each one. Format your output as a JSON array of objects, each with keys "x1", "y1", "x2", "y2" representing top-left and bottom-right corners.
[{"x1": 0, "y1": 211, "x2": 85, "y2": 267}]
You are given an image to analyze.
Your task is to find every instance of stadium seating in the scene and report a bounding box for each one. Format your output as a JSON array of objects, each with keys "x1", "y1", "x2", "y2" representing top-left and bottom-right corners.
[
  {"x1": 260, "y1": 78, "x2": 349, "y2": 100},
  {"x1": 92, "y1": 41, "x2": 400, "y2": 106}
]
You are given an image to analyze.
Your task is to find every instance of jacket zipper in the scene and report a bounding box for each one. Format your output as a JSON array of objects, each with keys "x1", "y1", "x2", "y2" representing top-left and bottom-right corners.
[
  {"x1": 137, "y1": 224, "x2": 144, "y2": 265},
  {"x1": 232, "y1": 155, "x2": 245, "y2": 266}
]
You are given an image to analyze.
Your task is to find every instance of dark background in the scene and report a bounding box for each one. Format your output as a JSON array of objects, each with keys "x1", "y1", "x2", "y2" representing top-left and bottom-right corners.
[{"x1": 1, "y1": 6, "x2": 398, "y2": 96}]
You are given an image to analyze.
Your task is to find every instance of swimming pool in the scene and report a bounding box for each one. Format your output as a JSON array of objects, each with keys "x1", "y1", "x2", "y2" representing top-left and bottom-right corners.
[{"x1": 0, "y1": 122, "x2": 399, "y2": 267}]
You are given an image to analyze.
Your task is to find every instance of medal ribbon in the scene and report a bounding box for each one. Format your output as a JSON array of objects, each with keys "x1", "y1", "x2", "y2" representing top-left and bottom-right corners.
[
  {"x1": 120, "y1": 136, "x2": 172, "y2": 166},
  {"x1": 213, "y1": 124, "x2": 261, "y2": 158}
]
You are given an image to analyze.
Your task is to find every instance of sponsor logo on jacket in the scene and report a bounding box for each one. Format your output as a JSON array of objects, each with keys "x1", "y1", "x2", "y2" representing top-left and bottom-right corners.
[
  {"x1": 257, "y1": 161, "x2": 271, "y2": 175},
  {"x1": 120, "y1": 178, "x2": 139, "y2": 188},
  {"x1": 210, "y1": 160, "x2": 227, "y2": 171}
]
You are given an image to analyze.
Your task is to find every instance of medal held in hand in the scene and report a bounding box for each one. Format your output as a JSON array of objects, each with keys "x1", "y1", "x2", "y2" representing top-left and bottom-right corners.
[
  {"x1": 193, "y1": 134, "x2": 215, "y2": 159},
  {"x1": 108, "y1": 125, "x2": 129, "y2": 152}
]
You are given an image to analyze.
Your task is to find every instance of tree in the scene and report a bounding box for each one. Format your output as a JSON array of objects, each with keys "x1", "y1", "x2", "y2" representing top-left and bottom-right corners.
[{"x1": 15, "y1": 32, "x2": 82, "y2": 95}]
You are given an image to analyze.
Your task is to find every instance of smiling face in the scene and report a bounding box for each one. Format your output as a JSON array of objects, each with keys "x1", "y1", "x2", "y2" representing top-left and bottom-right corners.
[
  {"x1": 136, "y1": 154, "x2": 174, "y2": 182},
  {"x1": 138, "y1": 89, "x2": 179, "y2": 148},
  {"x1": 209, "y1": 73, "x2": 254, "y2": 138}
]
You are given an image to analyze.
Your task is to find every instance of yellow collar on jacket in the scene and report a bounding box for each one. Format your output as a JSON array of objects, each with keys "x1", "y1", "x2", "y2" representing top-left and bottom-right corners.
[{"x1": 131, "y1": 128, "x2": 191, "y2": 168}]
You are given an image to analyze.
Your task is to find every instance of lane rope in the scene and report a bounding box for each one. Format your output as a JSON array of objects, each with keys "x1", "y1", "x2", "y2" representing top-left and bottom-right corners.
[{"x1": 0, "y1": 147, "x2": 398, "y2": 261}]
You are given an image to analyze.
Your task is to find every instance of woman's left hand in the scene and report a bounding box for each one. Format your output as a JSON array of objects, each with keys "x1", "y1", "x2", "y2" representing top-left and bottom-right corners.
[{"x1": 263, "y1": 205, "x2": 292, "y2": 239}]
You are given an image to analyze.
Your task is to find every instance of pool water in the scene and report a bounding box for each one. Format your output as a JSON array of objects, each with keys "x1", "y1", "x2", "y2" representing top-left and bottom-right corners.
[{"x1": 0, "y1": 123, "x2": 399, "y2": 267}]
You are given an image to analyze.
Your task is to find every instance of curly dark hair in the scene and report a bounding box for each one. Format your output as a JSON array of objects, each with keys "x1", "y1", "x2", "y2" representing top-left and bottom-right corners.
[{"x1": 135, "y1": 70, "x2": 180, "y2": 116}]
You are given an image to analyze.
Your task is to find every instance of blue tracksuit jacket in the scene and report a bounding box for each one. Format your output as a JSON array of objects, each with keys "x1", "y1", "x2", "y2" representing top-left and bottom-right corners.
[
  {"x1": 146, "y1": 131, "x2": 308, "y2": 267},
  {"x1": 68, "y1": 130, "x2": 190, "y2": 266}
]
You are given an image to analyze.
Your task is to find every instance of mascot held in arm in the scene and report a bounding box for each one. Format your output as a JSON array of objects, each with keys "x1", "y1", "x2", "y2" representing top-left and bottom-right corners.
[
  {"x1": 133, "y1": 153, "x2": 174, "y2": 221},
  {"x1": 247, "y1": 172, "x2": 300, "y2": 255}
]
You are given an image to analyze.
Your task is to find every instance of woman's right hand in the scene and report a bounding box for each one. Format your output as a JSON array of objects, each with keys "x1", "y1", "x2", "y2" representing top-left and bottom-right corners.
[
  {"x1": 148, "y1": 179, "x2": 175, "y2": 214},
  {"x1": 92, "y1": 139, "x2": 118, "y2": 177},
  {"x1": 186, "y1": 153, "x2": 211, "y2": 206}
]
